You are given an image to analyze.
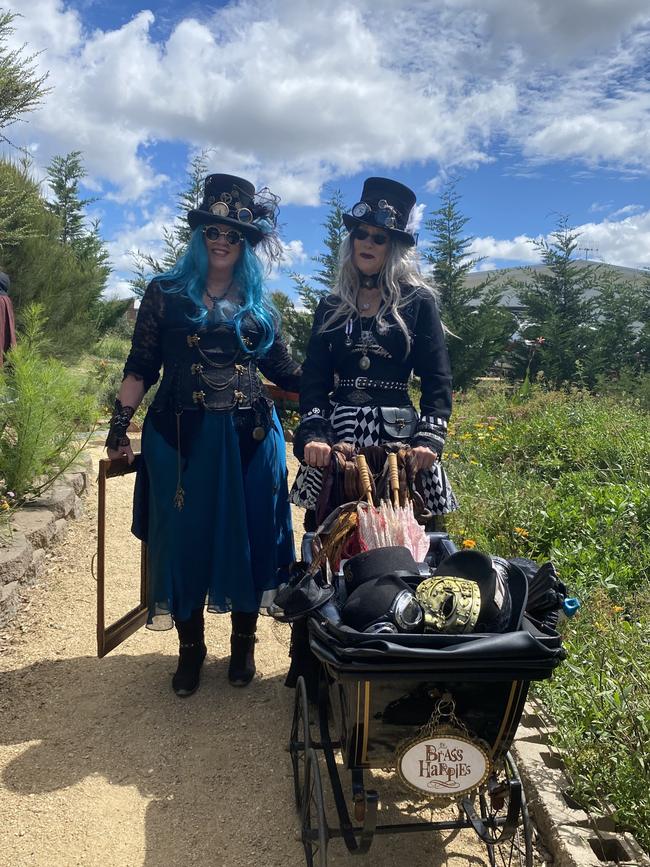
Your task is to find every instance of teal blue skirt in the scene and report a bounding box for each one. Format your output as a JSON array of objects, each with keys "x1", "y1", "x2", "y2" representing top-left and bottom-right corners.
[{"x1": 136, "y1": 408, "x2": 295, "y2": 628}]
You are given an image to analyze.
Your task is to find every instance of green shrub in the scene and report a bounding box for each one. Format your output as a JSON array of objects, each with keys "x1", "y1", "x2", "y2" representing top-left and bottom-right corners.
[
  {"x1": 538, "y1": 592, "x2": 650, "y2": 853},
  {"x1": 445, "y1": 383, "x2": 650, "y2": 851},
  {"x1": 0, "y1": 305, "x2": 98, "y2": 503}
]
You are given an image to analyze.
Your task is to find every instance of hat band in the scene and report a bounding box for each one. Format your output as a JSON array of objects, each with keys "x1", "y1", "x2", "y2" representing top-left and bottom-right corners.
[{"x1": 350, "y1": 199, "x2": 403, "y2": 230}]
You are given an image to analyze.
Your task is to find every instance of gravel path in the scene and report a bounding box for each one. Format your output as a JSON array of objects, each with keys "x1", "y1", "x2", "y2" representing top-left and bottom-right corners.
[{"x1": 0, "y1": 443, "x2": 503, "y2": 866}]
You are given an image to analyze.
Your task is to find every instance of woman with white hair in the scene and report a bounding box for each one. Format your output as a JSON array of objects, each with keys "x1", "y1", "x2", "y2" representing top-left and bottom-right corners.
[{"x1": 290, "y1": 176, "x2": 457, "y2": 524}]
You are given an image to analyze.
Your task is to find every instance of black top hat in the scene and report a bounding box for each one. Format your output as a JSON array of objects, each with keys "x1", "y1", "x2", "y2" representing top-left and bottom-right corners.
[
  {"x1": 343, "y1": 545, "x2": 421, "y2": 593},
  {"x1": 343, "y1": 177, "x2": 417, "y2": 247},
  {"x1": 187, "y1": 173, "x2": 277, "y2": 246}
]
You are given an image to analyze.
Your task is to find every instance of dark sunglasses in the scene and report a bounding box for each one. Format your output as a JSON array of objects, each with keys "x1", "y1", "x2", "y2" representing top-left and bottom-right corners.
[
  {"x1": 352, "y1": 227, "x2": 389, "y2": 246},
  {"x1": 203, "y1": 226, "x2": 245, "y2": 245}
]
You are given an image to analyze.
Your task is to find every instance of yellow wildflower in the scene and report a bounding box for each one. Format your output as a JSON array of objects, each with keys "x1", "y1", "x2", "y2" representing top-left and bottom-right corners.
[
  {"x1": 462, "y1": 539, "x2": 477, "y2": 549},
  {"x1": 612, "y1": 605, "x2": 624, "y2": 613},
  {"x1": 470, "y1": 460, "x2": 479, "y2": 465},
  {"x1": 487, "y1": 425, "x2": 496, "y2": 431},
  {"x1": 450, "y1": 453, "x2": 460, "y2": 459},
  {"x1": 513, "y1": 527, "x2": 529, "y2": 537}
]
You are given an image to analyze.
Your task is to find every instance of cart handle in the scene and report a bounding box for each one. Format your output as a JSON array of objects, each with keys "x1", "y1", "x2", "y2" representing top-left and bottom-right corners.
[{"x1": 355, "y1": 454, "x2": 374, "y2": 506}]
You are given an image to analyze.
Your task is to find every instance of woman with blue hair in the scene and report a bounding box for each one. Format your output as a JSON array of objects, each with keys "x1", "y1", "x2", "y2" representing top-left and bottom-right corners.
[{"x1": 106, "y1": 174, "x2": 301, "y2": 697}]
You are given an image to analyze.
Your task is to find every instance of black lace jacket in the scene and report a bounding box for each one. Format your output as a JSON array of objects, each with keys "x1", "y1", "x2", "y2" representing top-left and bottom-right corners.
[
  {"x1": 123, "y1": 281, "x2": 301, "y2": 397},
  {"x1": 295, "y1": 289, "x2": 452, "y2": 457}
]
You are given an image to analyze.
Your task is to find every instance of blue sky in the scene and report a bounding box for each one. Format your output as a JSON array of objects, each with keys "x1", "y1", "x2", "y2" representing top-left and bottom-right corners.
[{"x1": 4, "y1": 0, "x2": 650, "y2": 298}]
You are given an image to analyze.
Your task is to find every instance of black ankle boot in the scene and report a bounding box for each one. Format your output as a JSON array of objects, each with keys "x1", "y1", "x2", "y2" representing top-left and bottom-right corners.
[
  {"x1": 172, "y1": 608, "x2": 207, "y2": 697},
  {"x1": 228, "y1": 611, "x2": 257, "y2": 687}
]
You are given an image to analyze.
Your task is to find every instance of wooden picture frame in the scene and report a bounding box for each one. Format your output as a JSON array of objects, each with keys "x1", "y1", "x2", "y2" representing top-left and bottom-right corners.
[{"x1": 96, "y1": 456, "x2": 149, "y2": 657}]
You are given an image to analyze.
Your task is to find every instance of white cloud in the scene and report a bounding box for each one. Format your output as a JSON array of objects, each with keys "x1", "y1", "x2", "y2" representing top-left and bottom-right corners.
[
  {"x1": 470, "y1": 234, "x2": 540, "y2": 263},
  {"x1": 572, "y1": 211, "x2": 650, "y2": 268},
  {"x1": 470, "y1": 210, "x2": 650, "y2": 269},
  {"x1": 4, "y1": 0, "x2": 650, "y2": 281},
  {"x1": 105, "y1": 205, "x2": 176, "y2": 272}
]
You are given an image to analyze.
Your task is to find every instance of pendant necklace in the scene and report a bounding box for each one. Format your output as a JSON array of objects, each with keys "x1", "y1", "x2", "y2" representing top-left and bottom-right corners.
[
  {"x1": 359, "y1": 324, "x2": 373, "y2": 370},
  {"x1": 206, "y1": 279, "x2": 234, "y2": 309},
  {"x1": 357, "y1": 273, "x2": 379, "y2": 313}
]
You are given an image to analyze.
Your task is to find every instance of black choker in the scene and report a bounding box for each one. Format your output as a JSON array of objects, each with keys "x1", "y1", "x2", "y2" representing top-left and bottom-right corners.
[{"x1": 358, "y1": 273, "x2": 379, "y2": 289}]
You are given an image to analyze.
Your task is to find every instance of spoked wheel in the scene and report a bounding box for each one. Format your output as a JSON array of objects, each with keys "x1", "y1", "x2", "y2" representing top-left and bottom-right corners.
[
  {"x1": 301, "y1": 747, "x2": 329, "y2": 867},
  {"x1": 289, "y1": 676, "x2": 311, "y2": 812},
  {"x1": 479, "y1": 753, "x2": 533, "y2": 867}
]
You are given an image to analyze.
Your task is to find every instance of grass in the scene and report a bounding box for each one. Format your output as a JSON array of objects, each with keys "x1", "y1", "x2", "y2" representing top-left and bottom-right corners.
[{"x1": 443, "y1": 383, "x2": 650, "y2": 852}]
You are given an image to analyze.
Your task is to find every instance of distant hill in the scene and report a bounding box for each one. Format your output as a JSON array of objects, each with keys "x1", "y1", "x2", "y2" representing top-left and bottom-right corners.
[{"x1": 464, "y1": 261, "x2": 647, "y2": 311}]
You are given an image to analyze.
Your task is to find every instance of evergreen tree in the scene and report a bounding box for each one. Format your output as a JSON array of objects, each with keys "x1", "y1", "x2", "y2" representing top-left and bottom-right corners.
[
  {"x1": 514, "y1": 220, "x2": 595, "y2": 387},
  {"x1": 129, "y1": 150, "x2": 211, "y2": 296},
  {"x1": 1, "y1": 160, "x2": 109, "y2": 359},
  {"x1": 0, "y1": 155, "x2": 42, "y2": 251},
  {"x1": 0, "y1": 10, "x2": 50, "y2": 144},
  {"x1": 46, "y1": 151, "x2": 95, "y2": 248},
  {"x1": 583, "y1": 271, "x2": 648, "y2": 382},
  {"x1": 424, "y1": 184, "x2": 512, "y2": 389},
  {"x1": 269, "y1": 289, "x2": 312, "y2": 364},
  {"x1": 290, "y1": 189, "x2": 346, "y2": 313}
]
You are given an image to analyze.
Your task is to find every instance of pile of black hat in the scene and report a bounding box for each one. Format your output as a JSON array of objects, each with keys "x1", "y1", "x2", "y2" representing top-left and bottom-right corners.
[
  {"x1": 339, "y1": 547, "x2": 517, "y2": 635},
  {"x1": 272, "y1": 543, "x2": 577, "y2": 637}
]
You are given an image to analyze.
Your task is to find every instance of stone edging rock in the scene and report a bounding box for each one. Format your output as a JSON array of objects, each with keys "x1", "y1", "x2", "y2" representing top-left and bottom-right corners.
[
  {"x1": 513, "y1": 700, "x2": 650, "y2": 867},
  {"x1": 0, "y1": 455, "x2": 92, "y2": 627}
]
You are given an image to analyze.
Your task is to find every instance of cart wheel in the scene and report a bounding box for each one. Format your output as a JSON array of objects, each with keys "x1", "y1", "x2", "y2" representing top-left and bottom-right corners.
[
  {"x1": 289, "y1": 676, "x2": 311, "y2": 812},
  {"x1": 480, "y1": 753, "x2": 533, "y2": 867},
  {"x1": 300, "y1": 748, "x2": 329, "y2": 867}
]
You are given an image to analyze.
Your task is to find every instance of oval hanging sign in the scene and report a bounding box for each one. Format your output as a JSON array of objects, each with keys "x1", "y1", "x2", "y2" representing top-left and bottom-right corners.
[{"x1": 396, "y1": 728, "x2": 490, "y2": 801}]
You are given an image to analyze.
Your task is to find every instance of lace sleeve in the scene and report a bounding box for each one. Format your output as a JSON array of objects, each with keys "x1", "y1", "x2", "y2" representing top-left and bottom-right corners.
[
  {"x1": 257, "y1": 331, "x2": 301, "y2": 393},
  {"x1": 123, "y1": 282, "x2": 165, "y2": 391}
]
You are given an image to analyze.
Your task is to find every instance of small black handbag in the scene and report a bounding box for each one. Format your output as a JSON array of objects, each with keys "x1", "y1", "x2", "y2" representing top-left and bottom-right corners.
[{"x1": 376, "y1": 405, "x2": 418, "y2": 441}]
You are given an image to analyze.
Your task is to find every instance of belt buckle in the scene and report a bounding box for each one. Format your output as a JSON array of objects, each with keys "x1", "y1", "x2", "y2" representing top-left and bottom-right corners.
[{"x1": 354, "y1": 376, "x2": 369, "y2": 389}]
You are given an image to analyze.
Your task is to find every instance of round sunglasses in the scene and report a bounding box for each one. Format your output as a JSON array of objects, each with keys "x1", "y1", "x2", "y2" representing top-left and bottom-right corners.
[
  {"x1": 203, "y1": 226, "x2": 245, "y2": 245},
  {"x1": 352, "y1": 227, "x2": 389, "y2": 246}
]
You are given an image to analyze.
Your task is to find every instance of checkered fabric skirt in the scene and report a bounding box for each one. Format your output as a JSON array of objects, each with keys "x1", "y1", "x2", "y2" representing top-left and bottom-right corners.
[{"x1": 289, "y1": 404, "x2": 459, "y2": 515}]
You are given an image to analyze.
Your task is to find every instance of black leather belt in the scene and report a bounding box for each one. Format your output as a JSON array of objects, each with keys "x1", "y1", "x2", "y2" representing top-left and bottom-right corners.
[{"x1": 338, "y1": 377, "x2": 408, "y2": 390}]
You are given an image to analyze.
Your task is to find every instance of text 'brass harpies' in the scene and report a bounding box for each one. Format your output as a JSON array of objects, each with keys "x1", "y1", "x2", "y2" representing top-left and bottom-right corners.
[
  {"x1": 192, "y1": 390, "x2": 206, "y2": 404},
  {"x1": 187, "y1": 334, "x2": 200, "y2": 347},
  {"x1": 191, "y1": 363, "x2": 203, "y2": 375}
]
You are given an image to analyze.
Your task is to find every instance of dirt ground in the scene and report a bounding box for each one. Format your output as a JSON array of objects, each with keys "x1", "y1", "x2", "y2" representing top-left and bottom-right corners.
[{"x1": 0, "y1": 444, "x2": 516, "y2": 867}]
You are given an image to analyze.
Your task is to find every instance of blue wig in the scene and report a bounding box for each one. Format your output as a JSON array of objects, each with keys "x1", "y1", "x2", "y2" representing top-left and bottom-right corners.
[{"x1": 155, "y1": 227, "x2": 278, "y2": 355}]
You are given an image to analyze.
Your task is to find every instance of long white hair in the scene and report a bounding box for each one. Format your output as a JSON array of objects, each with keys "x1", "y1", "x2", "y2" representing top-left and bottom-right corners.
[{"x1": 319, "y1": 232, "x2": 439, "y2": 353}]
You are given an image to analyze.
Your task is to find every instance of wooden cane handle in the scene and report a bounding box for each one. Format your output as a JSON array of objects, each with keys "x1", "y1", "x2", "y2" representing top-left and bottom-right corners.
[
  {"x1": 388, "y1": 452, "x2": 400, "y2": 507},
  {"x1": 355, "y1": 455, "x2": 374, "y2": 506}
]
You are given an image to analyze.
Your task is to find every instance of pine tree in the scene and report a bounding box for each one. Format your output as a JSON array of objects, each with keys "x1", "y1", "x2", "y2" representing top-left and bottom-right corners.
[
  {"x1": 515, "y1": 219, "x2": 595, "y2": 387},
  {"x1": 0, "y1": 11, "x2": 50, "y2": 144},
  {"x1": 0, "y1": 155, "x2": 42, "y2": 251},
  {"x1": 290, "y1": 189, "x2": 346, "y2": 313},
  {"x1": 46, "y1": 151, "x2": 95, "y2": 248},
  {"x1": 2, "y1": 159, "x2": 110, "y2": 359},
  {"x1": 424, "y1": 184, "x2": 512, "y2": 389}
]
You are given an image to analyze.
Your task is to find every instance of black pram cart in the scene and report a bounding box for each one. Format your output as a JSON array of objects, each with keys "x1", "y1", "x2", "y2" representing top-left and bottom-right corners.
[{"x1": 286, "y1": 534, "x2": 566, "y2": 866}]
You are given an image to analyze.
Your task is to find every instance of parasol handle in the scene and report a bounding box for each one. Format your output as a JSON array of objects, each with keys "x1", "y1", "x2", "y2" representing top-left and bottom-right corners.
[
  {"x1": 355, "y1": 454, "x2": 374, "y2": 506},
  {"x1": 388, "y1": 452, "x2": 400, "y2": 507}
]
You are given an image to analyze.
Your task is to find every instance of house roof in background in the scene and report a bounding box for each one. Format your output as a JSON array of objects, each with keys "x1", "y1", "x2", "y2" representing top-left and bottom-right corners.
[{"x1": 465, "y1": 261, "x2": 648, "y2": 309}]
